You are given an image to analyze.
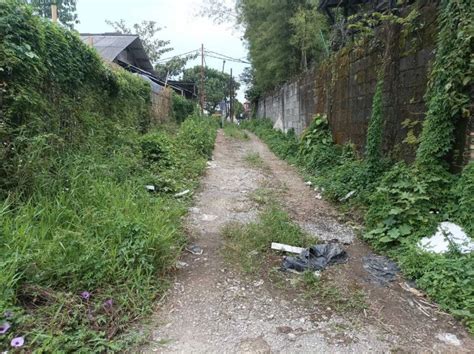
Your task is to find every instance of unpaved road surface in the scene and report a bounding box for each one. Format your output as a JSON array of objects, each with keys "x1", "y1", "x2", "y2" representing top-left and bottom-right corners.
[{"x1": 142, "y1": 130, "x2": 473, "y2": 353}]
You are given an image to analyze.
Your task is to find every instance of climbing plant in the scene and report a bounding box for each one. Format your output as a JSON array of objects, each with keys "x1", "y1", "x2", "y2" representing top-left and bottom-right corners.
[
  {"x1": 415, "y1": 0, "x2": 473, "y2": 167},
  {"x1": 365, "y1": 77, "x2": 384, "y2": 174}
]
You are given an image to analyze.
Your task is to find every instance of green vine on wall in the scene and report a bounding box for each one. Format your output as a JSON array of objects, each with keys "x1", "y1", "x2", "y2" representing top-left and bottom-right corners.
[
  {"x1": 365, "y1": 76, "x2": 384, "y2": 173},
  {"x1": 415, "y1": 0, "x2": 473, "y2": 167}
]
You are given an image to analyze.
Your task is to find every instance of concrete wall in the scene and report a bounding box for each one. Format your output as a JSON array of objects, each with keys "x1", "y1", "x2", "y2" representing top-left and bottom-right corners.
[{"x1": 256, "y1": 4, "x2": 471, "y2": 165}]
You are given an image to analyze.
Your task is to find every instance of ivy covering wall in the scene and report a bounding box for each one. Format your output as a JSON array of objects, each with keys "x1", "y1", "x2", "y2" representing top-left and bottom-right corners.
[{"x1": 0, "y1": 0, "x2": 151, "y2": 197}]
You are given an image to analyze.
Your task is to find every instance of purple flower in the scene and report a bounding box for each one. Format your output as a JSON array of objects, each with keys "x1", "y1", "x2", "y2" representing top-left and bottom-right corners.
[
  {"x1": 104, "y1": 299, "x2": 113, "y2": 308},
  {"x1": 11, "y1": 336, "x2": 24, "y2": 348},
  {"x1": 0, "y1": 322, "x2": 10, "y2": 334},
  {"x1": 80, "y1": 291, "x2": 91, "y2": 300},
  {"x1": 3, "y1": 311, "x2": 13, "y2": 319}
]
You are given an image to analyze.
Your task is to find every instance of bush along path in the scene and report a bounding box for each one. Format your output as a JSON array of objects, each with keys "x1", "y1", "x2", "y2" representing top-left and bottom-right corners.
[
  {"x1": 1, "y1": 2, "x2": 218, "y2": 351},
  {"x1": 142, "y1": 129, "x2": 473, "y2": 353}
]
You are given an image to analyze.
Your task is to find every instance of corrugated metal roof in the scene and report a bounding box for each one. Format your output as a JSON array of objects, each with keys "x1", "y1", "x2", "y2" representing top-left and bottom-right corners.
[{"x1": 80, "y1": 33, "x2": 155, "y2": 73}]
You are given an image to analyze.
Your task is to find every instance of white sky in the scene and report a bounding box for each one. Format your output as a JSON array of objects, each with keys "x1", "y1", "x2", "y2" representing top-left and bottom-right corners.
[{"x1": 76, "y1": 0, "x2": 248, "y2": 101}]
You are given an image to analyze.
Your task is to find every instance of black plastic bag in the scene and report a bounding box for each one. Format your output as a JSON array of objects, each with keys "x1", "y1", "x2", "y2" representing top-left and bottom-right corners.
[{"x1": 282, "y1": 244, "x2": 347, "y2": 272}]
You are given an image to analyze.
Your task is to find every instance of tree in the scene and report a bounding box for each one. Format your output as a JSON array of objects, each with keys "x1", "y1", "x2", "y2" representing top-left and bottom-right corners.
[
  {"x1": 240, "y1": 67, "x2": 260, "y2": 102},
  {"x1": 198, "y1": 0, "x2": 238, "y2": 26},
  {"x1": 183, "y1": 66, "x2": 240, "y2": 115},
  {"x1": 155, "y1": 54, "x2": 198, "y2": 80},
  {"x1": 289, "y1": 6, "x2": 328, "y2": 70},
  {"x1": 198, "y1": 0, "x2": 329, "y2": 93},
  {"x1": 27, "y1": 0, "x2": 78, "y2": 28}
]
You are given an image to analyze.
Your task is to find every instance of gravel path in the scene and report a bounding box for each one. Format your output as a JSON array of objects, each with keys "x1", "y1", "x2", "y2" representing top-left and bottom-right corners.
[{"x1": 142, "y1": 130, "x2": 473, "y2": 353}]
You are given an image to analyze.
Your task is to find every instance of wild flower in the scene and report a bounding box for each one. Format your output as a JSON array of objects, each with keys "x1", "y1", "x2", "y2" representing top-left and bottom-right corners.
[
  {"x1": 81, "y1": 291, "x2": 91, "y2": 300},
  {"x1": 104, "y1": 299, "x2": 113, "y2": 308},
  {"x1": 0, "y1": 322, "x2": 10, "y2": 334},
  {"x1": 11, "y1": 337, "x2": 25, "y2": 348}
]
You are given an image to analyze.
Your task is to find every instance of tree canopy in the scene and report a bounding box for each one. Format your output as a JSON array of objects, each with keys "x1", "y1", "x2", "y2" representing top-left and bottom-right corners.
[
  {"x1": 237, "y1": 0, "x2": 329, "y2": 92},
  {"x1": 183, "y1": 66, "x2": 240, "y2": 114},
  {"x1": 201, "y1": 1, "x2": 329, "y2": 95},
  {"x1": 27, "y1": 0, "x2": 78, "y2": 28}
]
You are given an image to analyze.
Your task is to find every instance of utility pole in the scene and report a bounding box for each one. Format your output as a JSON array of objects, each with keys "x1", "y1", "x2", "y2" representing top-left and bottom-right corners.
[
  {"x1": 229, "y1": 69, "x2": 234, "y2": 123},
  {"x1": 200, "y1": 43, "x2": 204, "y2": 115},
  {"x1": 51, "y1": 1, "x2": 58, "y2": 23}
]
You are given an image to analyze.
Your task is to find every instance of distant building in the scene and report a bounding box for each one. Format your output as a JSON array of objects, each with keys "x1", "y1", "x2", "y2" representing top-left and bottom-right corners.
[{"x1": 80, "y1": 33, "x2": 196, "y2": 99}]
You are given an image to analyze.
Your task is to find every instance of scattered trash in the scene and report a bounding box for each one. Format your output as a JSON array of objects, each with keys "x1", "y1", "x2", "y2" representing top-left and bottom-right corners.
[
  {"x1": 313, "y1": 271, "x2": 321, "y2": 278},
  {"x1": 436, "y1": 333, "x2": 461, "y2": 346},
  {"x1": 271, "y1": 242, "x2": 305, "y2": 254},
  {"x1": 305, "y1": 181, "x2": 312, "y2": 186},
  {"x1": 281, "y1": 244, "x2": 347, "y2": 272},
  {"x1": 340, "y1": 190, "x2": 356, "y2": 202},
  {"x1": 253, "y1": 279, "x2": 264, "y2": 287},
  {"x1": 418, "y1": 222, "x2": 474, "y2": 254},
  {"x1": 145, "y1": 185, "x2": 156, "y2": 192},
  {"x1": 315, "y1": 193, "x2": 322, "y2": 200},
  {"x1": 175, "y1": 261, "x2": 188, "y2": 269},
  {"x1": 400, "y1": 282, "x2": 424, "y2": 297},
  {"x1": 363, "y1": 254, "x2": 399, "y2": 285},
  {"x1": 174, "y1": 189, "x2": 190, "y2": 198},
  {"x1": 206, "y1": 161, "x2": 217, "y2": 169},
  {"x1": 185, "y1": 244, "x2": 203, "y2": 255},
  {"x1": 201, "y1": 214, "x2": 218, "y2": 221}
]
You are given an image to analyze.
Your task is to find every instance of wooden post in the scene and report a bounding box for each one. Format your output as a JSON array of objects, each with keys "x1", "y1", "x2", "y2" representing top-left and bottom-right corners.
[
  {"x1": 229, "y1": 69, "x2": 234, "y2": 123},
  {"x1": 51, "y1": 4, "x2": 58, "y2": 23},
  {"x1": 200, "y1": 43, "x2": 204, "y2": 115}
]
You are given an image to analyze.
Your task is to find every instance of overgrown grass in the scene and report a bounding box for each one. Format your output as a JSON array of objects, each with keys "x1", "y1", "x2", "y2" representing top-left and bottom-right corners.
[
  {"x1": 0, "y1": 116, "x2": 217, "y2": 351},
  {"x1": 223, "y1": 123, "x2": 249, "y2": 140},
  {"x1": 242, "y1": 117, "x2": 474, "y2": 333},
  {"x1": 222, "y1": 202, "x2": 314, "y2": 273},
  {"x1": 244, "y1": 152, "x2": 268, "y2": 171}
]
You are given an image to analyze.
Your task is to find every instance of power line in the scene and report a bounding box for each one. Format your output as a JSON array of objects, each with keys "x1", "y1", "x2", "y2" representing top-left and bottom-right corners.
[
  {"x1": 204, "y1": 50, "x2": 251, "y2": 64},
  {"x1": 155, "y1": 49, "x2": 200, "y2": 63},
  {"x1": 205, "y1": 53, "x2": 249, "y2": 64}
]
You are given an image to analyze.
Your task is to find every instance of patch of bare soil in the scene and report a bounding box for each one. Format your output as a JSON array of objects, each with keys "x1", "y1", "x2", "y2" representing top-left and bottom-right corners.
[{"x1": 141, "y1": 130, "x2": 473, "y2": 353}]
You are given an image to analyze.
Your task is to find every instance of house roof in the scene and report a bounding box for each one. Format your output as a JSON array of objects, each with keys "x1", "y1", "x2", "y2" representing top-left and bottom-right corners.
[{"x1": 79, "y1": 33, "x2": 155, "y2": 73}]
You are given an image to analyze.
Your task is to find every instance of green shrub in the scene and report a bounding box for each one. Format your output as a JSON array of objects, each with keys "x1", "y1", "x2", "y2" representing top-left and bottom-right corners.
[
  {"x1": 0, "y1": 0, "x2": 151, "y2": 197},
  {"x1": 448, "y1": 163, "x2": 474, "y2": 236},
  {"x1": 172, "y1": 93, "x2": 195, "y2": 123},
  {"x1": 243, "y1": 116, "x2": 473, "y2": 332},
  {"x1": 0, "y1": 2, "x2": 218, "y2": 351},
  {"x1": 364, "y1": 163, "x2": 453, "y2": 248},
  {"x1": 178, "y1": 115, "x2": 218, "y2": 158}
]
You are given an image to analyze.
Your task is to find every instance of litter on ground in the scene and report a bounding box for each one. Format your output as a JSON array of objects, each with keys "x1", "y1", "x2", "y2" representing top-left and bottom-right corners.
[
  {"x1": 281, "y1": 244, "x2": 347, "y2": 272},
  {"x1": 174, "y1": 189, "x2": 190, "y2": 198},
  {"x1": 363, "y1": 254, "x2": 399, "y2": 285},
  {"x1": 186, "y1": 245, "x2": 203, "y2": 255},
  {"x1": 340, "y1": 190, "x2": 356, "y2": 202},
  {"x1": 418, "y1": 222, "x2": 474, "y2": 254},
  {"x1": 271, "y1": 242, "x2": 305, "y2": 254}
]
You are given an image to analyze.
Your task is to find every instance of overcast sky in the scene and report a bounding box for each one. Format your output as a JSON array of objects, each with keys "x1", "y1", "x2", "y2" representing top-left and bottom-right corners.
[{"x1": 76, "y1": 0, "x2": 248, "y2": 101}]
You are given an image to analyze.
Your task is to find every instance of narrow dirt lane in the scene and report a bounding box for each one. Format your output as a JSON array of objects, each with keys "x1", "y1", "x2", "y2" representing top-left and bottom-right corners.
[{"x1": 143, "y1": 130, "x2": 473, "y2": 353}]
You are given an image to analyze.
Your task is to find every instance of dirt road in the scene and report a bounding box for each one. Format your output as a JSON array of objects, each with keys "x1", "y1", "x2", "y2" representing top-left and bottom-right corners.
[{"x1": 142, "y1": 130, "x2": 473, "y2": 353}]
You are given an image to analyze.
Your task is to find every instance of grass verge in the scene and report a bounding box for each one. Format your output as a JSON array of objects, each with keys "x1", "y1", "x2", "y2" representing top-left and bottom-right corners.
[
  {"x1": 223, "y1": 123, "x2": 249, "y2": 140},
  {"x1": 222, "y1": 202, "x2": 314, "y2": 274},
  {"x1": 0, "y1": 116, "x2": 217, "y2": 351},
  {"x1": 241, "y1": 117, "x2": 474, "y2": 333},
  {"x1": 244, "y1": 152, "x2": 269, "y2": 171}
]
